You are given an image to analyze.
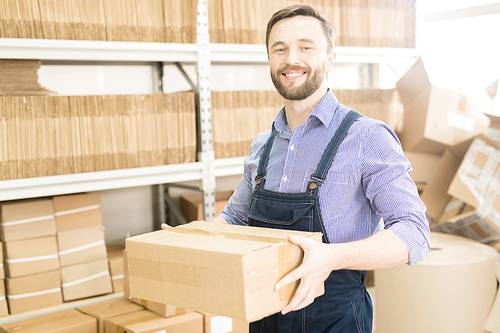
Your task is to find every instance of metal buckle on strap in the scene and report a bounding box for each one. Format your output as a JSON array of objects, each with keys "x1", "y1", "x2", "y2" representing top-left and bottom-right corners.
[
  {"x1": 308, "y1": 175, "x2": 326, "y2": 191},
  {"x1": 309, "y1": 175, "x2": 326, "y2": 184},
  {"x1": 254, "y1": 172, "x2": 267, "y2": 188}
]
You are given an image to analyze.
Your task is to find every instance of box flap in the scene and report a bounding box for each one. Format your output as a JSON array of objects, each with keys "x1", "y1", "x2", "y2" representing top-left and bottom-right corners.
[{"x1": 396, "y1": 58, "x2": 431, "y2": 108}]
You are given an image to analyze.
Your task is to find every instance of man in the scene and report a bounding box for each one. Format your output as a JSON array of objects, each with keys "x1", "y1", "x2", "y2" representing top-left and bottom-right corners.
[{"x1": 165, "y1": 4, "x2": 430, "y2": 333}]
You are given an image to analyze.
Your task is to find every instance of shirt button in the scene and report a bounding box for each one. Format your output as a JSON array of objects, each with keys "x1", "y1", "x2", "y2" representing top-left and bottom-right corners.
[
  {"x1": 283, "y1": 175, "x2": 288, "y2": 182},
  {"x1": 290, "y1": 144, "x2": 295, "y2": 151}
]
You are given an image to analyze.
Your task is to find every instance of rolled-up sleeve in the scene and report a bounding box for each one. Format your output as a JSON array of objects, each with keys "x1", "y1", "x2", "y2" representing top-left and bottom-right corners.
[{"x1": 361, "y1": 123, "x2": 431, "y2": 266}]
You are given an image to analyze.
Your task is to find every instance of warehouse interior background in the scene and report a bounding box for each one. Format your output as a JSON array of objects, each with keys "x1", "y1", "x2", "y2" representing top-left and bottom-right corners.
[{"x1": 1, "y1": 0, "x2": 500, "y2": 331}]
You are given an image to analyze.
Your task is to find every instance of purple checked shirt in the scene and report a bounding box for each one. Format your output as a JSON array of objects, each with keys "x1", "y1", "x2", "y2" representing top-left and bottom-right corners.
[{"x1": 220, "y1": 89, "x2": 430, "y2": 266}]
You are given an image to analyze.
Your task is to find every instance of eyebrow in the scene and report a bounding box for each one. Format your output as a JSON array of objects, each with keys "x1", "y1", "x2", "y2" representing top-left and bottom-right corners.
[{"x1": 270, "y1": 38, "x2": 317, "y2": 49}]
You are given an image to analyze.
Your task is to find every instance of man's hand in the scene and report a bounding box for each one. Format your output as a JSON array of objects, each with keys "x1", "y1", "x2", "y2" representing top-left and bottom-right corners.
[{"x1": 275, "y1": 235, "x2": 336, "y2": 315}]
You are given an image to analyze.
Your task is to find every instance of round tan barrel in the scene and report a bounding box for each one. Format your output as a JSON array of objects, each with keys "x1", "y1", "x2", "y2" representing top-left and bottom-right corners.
[{"x1": 375, "y1": 232, "x2": 498, "y2": 333}]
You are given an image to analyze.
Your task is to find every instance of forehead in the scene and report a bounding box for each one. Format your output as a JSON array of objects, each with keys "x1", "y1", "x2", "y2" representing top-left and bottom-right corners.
[{"x1": 269, "y1": 15, "x2": 326, "y2": 45}]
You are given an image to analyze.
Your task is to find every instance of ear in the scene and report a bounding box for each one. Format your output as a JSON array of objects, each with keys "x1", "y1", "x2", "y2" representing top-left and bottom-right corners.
[{"x1": 325, "y1": 51, "x2": 336, "y2": 73}]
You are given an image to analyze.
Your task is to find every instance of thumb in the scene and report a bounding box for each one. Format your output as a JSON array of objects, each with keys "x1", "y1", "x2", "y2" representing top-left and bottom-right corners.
[{"x1": 161, "y1": 223, "x2": 172, "y2": 230}]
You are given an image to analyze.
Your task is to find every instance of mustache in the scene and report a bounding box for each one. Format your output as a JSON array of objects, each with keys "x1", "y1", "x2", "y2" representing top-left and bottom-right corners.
[{"x1": 277, "y1": 66, "x2": 310, "y2": 74}]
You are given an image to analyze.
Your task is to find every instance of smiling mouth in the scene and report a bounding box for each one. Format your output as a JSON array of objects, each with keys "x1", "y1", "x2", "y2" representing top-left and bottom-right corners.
[{"x1": 283, "y1": 72, "x2": 305, "y2": 78}]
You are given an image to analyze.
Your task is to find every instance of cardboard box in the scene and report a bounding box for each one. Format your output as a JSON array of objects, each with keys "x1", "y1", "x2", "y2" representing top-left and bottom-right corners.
[
  {"x1": 420, "y1": 150, "x2": 462, "y2": 222},
  {"x1": 0, "y1": 198, "x2": 56, "y2": 242},
  {"x1": 485, "y1": 113, "x2": 500, "y2": 147},
  {"x1": 397, "y1": 58, "x2": 491, "y2": 154},
  {"x1": 0, "y1": 244, "x2": 4, "y2": 279},
  {"x1": 142, "y1": 301, "x2": 192, "y2": 318},
  {"x1": 76, "y1": 298, "x2": 144, "y2": 333},
  {"x1": 404, "y1": 151, "x2": 442, "y2": 192},
  {"x1": 4, "y1": 235, "x2": 60, "y2": 278},
  {"x1": 104, "y1": 310, "x2": 203, "y2": 333},
  {"x1": 6, "y1": 270, "x2": 63, "y2": 314},
  {"x1": 0, "y1": 308, "x2": 97, "y2": 333},
  {"x1": 57, "y1": 226, "x2": 107, "y2": 267},
  {"x1": 61, "y1": 259, "x2": 113, "y2": 302},
  {"x1": 199, "y1": 312, "x2": 249, "y2": 333},
  {"x1": 441, "y1": 137, "x2": 500, "y2": 243},
  {"x1": 180, "y1": 191, "x2": 232, "y2": 222},
  {"x1": 53, "y1": 193, "x2": 102, "y2": 231},
  {"x1": 126, "y1": 221, "x2": 324, "y2": 322},
  {"x1": 0, "y1": 282, "x2": 8, "y2": 317},
  {"x1": 106, "y1": 245, "x2": 125, "y2": 293}
]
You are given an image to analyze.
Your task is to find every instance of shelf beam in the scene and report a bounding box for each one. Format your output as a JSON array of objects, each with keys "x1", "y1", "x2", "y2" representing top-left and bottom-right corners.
[
  {"x1": 0, "y1": 38, "x2": 198, "y2": 62},
  {"x1": 0, "y1": 163, "x2": 204, "y2": 201}
]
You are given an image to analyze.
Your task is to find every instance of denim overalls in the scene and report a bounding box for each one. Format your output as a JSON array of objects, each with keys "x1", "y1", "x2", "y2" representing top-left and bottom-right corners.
[{"x1": 248, "y1": 110, "x2": 373, "y2": 333}]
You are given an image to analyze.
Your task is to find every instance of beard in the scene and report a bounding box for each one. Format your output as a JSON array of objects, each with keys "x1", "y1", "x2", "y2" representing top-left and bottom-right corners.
[{"x1": 271, "y1": 64, "x2": 325, "y2": 101}]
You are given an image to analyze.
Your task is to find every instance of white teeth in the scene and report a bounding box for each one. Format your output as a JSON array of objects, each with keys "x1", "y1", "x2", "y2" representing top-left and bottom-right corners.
[{"x1": 284, "y1": 73, "x2": 303, "y2": 77}]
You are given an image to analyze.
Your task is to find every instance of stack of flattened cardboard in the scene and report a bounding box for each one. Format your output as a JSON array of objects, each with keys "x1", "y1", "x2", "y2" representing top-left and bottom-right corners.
[
  {"x1": 53, "y1": 192, "x2": 113, "y2": 302},
  {"x1": 0, "y1": 92, "x2": 196, "y2": 181},
  {"x1": 211, "y1": 88, "x2": 404, "y2": 160},
  {"x1": 0, "y1": 60, "x2": 55, "y2": 96},
  {"x1": 207, "y1": 0, "x2": 416, "y2": 48},
  {"x1": 0, "y1": 0, "x2": 197, "y2": 43},
  {"x1": 0, "y1": 198, "x2": 63, "y2": 314}
]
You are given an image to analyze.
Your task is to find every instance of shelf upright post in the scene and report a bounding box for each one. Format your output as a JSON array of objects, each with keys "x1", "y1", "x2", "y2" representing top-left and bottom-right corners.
[{"x1": 196, "y1": 0, "x2": 216, "y2": 221}]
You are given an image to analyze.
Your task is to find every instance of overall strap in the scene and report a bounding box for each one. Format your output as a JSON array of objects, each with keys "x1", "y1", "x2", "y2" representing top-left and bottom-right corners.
[
  {"x1": 254, "y1": 129, "x2": 279, "y2": 190},
  {"x1": 308, "y1": 110, "x2": 362, "y2": 193}
]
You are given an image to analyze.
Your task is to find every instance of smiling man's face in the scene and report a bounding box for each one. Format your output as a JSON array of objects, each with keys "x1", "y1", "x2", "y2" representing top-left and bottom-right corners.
[{"x1": 268, "y1": 15, "x2": 333, "y2": 101}]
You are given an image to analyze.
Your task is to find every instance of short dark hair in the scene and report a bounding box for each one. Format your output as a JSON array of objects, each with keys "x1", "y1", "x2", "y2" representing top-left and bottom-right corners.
[{"x1": 265, "y1": 4, "x2": 335, "y2": 54}]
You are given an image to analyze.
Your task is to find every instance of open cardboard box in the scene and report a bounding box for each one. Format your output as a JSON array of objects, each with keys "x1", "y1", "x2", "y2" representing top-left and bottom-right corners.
[
  {"x1": 126, "y1": 221, "x2": 324, "y2": 322},
  {"x1": 441, "y1": 136, "x2": 500, "y2": 243},
  {"x1": 397, "y1": 58, "x2": 491, "y2": 154}
]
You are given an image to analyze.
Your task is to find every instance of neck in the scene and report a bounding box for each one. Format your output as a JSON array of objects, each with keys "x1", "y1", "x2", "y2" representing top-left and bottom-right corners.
[{"x1": 283, "y1": 83, "x2": 328, "y2": 133}]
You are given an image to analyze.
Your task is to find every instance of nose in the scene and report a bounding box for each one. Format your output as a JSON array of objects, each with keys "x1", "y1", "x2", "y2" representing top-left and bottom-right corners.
[{"x1": 285, "y1": 48, "x2": 300, "y2": 65}]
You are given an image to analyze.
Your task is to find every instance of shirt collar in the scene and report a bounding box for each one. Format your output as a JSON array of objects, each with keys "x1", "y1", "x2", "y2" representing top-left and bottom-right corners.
[{"x1": 272, "y1": 89, "x2": 340, "y2": 135}]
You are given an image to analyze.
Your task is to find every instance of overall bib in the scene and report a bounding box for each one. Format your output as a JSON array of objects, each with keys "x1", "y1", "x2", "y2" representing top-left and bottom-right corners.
[{"x1": 248, "y1": 111, "x2": 373, "y2": 333}]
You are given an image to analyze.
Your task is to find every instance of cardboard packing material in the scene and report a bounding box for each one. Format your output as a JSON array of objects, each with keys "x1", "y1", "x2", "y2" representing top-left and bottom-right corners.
[
  {"x1": 180, "y1": 191, "x2": 232, "y2": 222},
  {"x1": 0, "y1": 282, "x2": 8, "y2": 317},
  {"x1": 104, "y1": 310, "x2": 203, "y2": 333},
  {"x1": 6, "y1": 270, "x2": 63, "y2": 314},
  {"x1": 0, "y1": 198, "x2": 56, "y2": 241},
  {"x1": 199, "y1": 312, "x2": 249, "y2": 333},
  {"x1": 483, "y1": 259, "x2": 500, "y2": 333},
  {"x1": 76, "y1": 298, "x2": 144, "y2": 333},
  {"x1": 126, "y1": 221, "x2": 324, "y2": 322},
  {"x1": 485, "y1": 113, "x2": 500, "y2": 147},
  {"x1": 106, "y1": 245, "x2": 125, "y2": 293},
  {"x1": 53, "y1": 193, "x2": 102, "y2": 231},
  {"x1": 0, "y1": 308, "x2": 97, "y2": 333},
  {"x1": 420, "y1": 150, "x2": 462, "y2": 222},
  {"x1": 60, "y1": 259, "x2": 113, "y2": 302},
  {"x1": 403, "y1": 151, "x2": 441, "y2": 192},
  {"x1": 441, "y1": 137, "x2": 500, "y2": 243},
  {"x1": 57, "y1": 226, "x2": 107, "y2": 267},
  {"x1": 0, "y1": 243, "x2": 4, "y2": 279},
  {"x1": 375, "y1": 232, "x2": 498, "y2": 333},
  {"x1": 396, "y1": 57, "x2": 491, "y2": 154},
  {"x1": 3, "y1": 235, "x2": 60, "y2": 278}
]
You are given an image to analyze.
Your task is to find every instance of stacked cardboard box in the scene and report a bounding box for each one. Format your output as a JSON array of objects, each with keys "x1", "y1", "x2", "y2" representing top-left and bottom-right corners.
[
  {"x1": 0, "y1": 198, "x2": 63, "y2": 314},
  {"x1": 106, "y1": 245, "x2": 125, "y2": 293},
  {"x1": 199, "y1": 312, "x2": 249, "y2": 333},
  {"x1": 0, "y1": 59, "x2": 55, "y2": 96},
  {"x1": 0, "y1": 244, "x2": 6, "y2": 317},
  {"x1": 53, "y1": 193, "x2": 113, "y2": 302},
  {"x1": 180, "y1": 191, "x2": 233, "y2": 223},
  {"x1": 0, "y1": 308, "x2": 97, "y2": 332},
  {"x1": 76, "y1": 298, "x2": 144, "y2": 333}
]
